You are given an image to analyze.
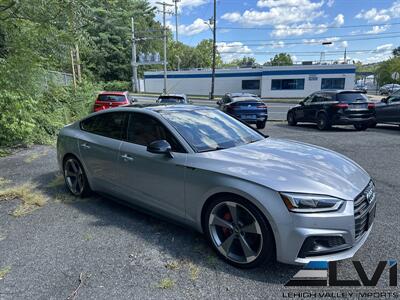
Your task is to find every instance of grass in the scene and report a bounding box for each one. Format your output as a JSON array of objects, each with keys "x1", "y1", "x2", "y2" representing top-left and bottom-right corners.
[
  {"x1": 0, "y1": 149, "x2": 11, "y2": 158},
  {"x1": 165, "y1": 261, "x2": 180, "y2": 270},
  {"x1": 158, "y1": 278, "x2": 175, "y2": 289},
  {"x1": 46, "y1": 175, "x2": 64, "y2": 189},
  {"x1": 0, "y1": 177, "x2": 11, "y2": 187},
  {"x1": 0, "y1": 266, "x2": 11, "y2": 280},
  {"x1": 188, "y1": 263, "x2": 199, "y2": 281},
  {"x1": 23, "y1": 149, "x2": 49, "y2": 164},
  {"x1": 0, "y1": 183, "x2": 48, "y2": 217},
  {"x1": 83, "y1": 233, "x2": 92, "y2": 241}
]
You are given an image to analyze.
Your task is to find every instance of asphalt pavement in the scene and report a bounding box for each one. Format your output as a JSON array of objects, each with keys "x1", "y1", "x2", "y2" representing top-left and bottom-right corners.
[{"x1": 0, "y1": 123, "x2": 399, "y2": 299}]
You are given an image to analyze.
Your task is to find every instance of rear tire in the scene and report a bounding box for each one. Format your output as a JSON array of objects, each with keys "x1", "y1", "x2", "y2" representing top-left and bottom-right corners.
[
  {"x1": 354, "y1": 124, "x2": 368, "y2": 131},
  {"x1": 287, "y1": 111, "x2": 297, "y2": 126},
  {"x1": 256, "y1": 121, "x2": 266, "y2": 129},
  {"x1": 203, "y1": 195, "x2": 275, "y2": 269},
  {"x1": 63, "y1": 156, "x2": 91, "y2": 197},
  {"x1": 316, "y1": 113, "x2": 331, "y2": 131},
  {"x1": 369, "y1": 121, "x2": 377, "y2": 128}
]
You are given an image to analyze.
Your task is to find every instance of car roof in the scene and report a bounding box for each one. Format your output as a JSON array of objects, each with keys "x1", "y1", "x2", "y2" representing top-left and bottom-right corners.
[
  {"x1": 158, "y1": 93, "x2": 186, "y2": 98},
  {"x1": 227, "y1": 92, "x2": 257, "y2": 98},
  {"x1": 99, "y1": 91, "x2": 128, "y2": 95},
  {"x1": 124, "y1": 104, "x2": 211, "y2": 111},
  {"x1": 319, "y1": 89, "x2": 366, "y2": 94}
]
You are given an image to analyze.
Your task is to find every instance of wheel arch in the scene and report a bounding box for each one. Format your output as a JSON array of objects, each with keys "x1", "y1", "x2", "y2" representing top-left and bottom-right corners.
[{"x1": 200, "y1": 190, "x2": 277, "y2": 254}]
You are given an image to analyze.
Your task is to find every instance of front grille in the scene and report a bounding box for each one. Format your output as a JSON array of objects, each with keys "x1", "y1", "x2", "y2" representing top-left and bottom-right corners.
[{"x1": 354, "y1": 181, "x2": 376, "y2": 239}]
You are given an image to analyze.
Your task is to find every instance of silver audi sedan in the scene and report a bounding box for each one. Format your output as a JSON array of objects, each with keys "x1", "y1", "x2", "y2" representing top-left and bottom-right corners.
[{"x1": 57, "y1": 105, "x2": 377, "y2": 267}]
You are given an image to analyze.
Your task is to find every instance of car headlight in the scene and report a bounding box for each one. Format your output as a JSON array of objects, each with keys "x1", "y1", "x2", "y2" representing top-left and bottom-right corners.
[{"x1": 280, "y1": 193, "x2": 344, "y2": 213}]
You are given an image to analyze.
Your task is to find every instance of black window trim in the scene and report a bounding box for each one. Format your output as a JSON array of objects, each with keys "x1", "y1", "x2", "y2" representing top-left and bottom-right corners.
[{"x1": 80, "y1": 111, "x2": 129, "y2": 141}]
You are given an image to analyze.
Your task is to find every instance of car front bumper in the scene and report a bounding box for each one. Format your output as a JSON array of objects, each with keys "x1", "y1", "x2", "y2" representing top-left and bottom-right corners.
[{"x1": 274, "y1": 197, "x2": 376, "y2": 265}]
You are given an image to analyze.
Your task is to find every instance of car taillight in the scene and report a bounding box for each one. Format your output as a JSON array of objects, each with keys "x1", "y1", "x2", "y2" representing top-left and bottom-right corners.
[
  {"x1": 368, "y1": 103, "x2": 375, "y2": 109},
  {"x1": 257, "y1": 104, "x2": 267, "y2": 109},
  {"x1": 334, "y1": 103, "x2": 349, "y2": 109}
]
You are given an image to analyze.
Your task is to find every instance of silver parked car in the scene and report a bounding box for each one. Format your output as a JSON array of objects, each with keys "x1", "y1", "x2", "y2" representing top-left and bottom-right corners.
[{"x1": 57, "y1": 105, "x2": 376, "y2": 267}]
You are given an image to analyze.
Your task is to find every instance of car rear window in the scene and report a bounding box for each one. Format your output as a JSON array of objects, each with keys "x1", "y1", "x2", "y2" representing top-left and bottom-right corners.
[
  {"x1": 231, "y1": 101, "x2": 263, "y2": 107},
  {"x1": 337, "y1": 93, "x2": 368, "y2": 103},
  {"x1": 98, "y1": 94, "x2": 126, "y2": 102},
  {"x1": 158, "y1": 97, "x2": 185, "y2": 103}
]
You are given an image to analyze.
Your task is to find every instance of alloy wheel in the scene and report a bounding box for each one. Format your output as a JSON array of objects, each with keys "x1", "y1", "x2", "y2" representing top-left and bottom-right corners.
[
  {"x1": 208, "y1": 201, "x2": 263, "y2": 264},
  {"x1": 64, "y1": 158, "x2": 85, "y2": 196}
]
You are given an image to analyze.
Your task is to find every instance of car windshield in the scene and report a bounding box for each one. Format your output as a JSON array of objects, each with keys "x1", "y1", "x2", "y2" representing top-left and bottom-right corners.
[
  {"x1": 98, "y1": 94, "x2": 126, "y2": 102},
  {"x1": 159, "y1": 109, "x2": 265, "y2": 152},
  {"x1": 159, "y1": 97, "x2": 185, "y2": 103},
  {"x1": 337, "y1": 92, "x2": 368, "y2": 103}
]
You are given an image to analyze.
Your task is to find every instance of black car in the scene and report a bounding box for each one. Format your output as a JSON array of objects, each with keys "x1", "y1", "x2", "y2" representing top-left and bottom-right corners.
[
  {"x1": 217, "y1": 93, "x2": 268, "y2": 129},
  {"x1": 370, "y1": 92, "x2": 400, "y2": 127},
  {"x1": 287, "y1": 90, "x2": 375, "y2": 131}
]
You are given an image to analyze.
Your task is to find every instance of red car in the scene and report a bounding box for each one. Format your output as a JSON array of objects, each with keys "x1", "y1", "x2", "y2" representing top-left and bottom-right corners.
[{"x1": 93, "y1": 91, "x2": 134, "y2": 112}]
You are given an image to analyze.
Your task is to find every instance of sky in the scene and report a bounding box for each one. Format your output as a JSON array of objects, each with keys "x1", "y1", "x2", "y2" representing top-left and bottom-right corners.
[{"x1": 148, "y1": 0, "x2": 400, "y2": 64}]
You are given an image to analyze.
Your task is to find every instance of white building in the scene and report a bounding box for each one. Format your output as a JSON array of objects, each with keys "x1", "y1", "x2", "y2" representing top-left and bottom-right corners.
[{"x1": 143, "y1": 64, "x2": 356, "y2": 98}]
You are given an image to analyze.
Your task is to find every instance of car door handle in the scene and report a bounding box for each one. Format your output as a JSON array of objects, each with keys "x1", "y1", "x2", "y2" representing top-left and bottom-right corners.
[
  {"x1": 121, "y1": 154, "x2": 134, "y2": 162},
  {"x1": 81, "y1": 143, "x2": 91, "y2": 150}
]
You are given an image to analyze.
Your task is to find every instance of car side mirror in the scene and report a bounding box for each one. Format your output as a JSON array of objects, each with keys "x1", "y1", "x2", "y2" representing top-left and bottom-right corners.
[
  {"x1": 217, "y1": 100, "x2": 222, "y2": 105},
  {"x1": 147, "y1": 140, "x2": 173, "y2": 158},
  {"x1": 299, "y1": 101, "x2": 305, "y2": 106},
  {"x1": 128, "y1": 96, "x2": 138, "y2": 104},
  {"x1": 382, "y1": 97, "x2": 388, "y2": 103},
  {"x1": 188, "y1": 100, "x2": 193, "y2": 104}
]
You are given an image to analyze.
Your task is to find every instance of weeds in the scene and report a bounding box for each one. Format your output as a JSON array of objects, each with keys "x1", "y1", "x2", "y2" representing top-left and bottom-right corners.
[
  {"x1": 0, "y1": 149, "x2": 11, "y2": 158},
  {"x1": 165, "y1": 261, "x2": 180, "y2": 270},
  {"x1": 0, "y1": 266, "x2": 11, "y2": 280},
  {"x1": 188, "y1": 263, "x2": 199, "y2": 281},
  {"x1": 0, "y1": 183, "x2": 48, "y2": 217},
  {"x1": 46, "y1": 175, "x2": 64, "y2": 189},
  {"x1": 0, "y1": 177, "x2": 11, "y2": 187},
  {"x1": 158, "y1": 278, "x2": 175, "y2": 289}
]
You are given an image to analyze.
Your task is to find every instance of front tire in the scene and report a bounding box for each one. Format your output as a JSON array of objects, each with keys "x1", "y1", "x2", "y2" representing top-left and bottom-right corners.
[
  {"x1": 354, "y1": 124, "x2": 368, "y2": 131},
  {"x1": 316, "y1": 113, "x2": 331, "y2": 130},
  {"x1": 287, "y1": 111, "x2": 297, "y2": 126},
  {"x1": 256, "y1": 120, "x2": 266, "y2": 129},
  {"x1": 63, "y1": 157, "x2": 91, "y2": 197},
  {"x1": 204, "y1": 195, "x2": 274, "y2": 269}
]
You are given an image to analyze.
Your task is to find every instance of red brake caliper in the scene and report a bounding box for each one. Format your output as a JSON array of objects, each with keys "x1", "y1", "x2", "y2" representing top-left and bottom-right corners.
[{"x1": 222, "y1": 212, "x2": 232, "y2": 237}]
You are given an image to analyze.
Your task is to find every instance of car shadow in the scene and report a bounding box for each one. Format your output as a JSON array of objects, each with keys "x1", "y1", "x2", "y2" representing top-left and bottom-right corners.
[
  {"x1": 35, "y1": 171, "x2": 300, "y2": 285},
  {"x1": 274, "y1": 123, "x2": 359, "y2": 132}
]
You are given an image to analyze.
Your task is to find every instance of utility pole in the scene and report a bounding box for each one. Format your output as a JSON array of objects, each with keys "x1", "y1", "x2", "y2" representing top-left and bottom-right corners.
[
  {"x1": 70, "y1": 49, "x2": 77, "y2": 91},
  {"x1": 75, "y1": 44, "x2": 81, "y2": 82},
  {"x1": 157, "y1": 2, "x2": 173, "y2": 94},
  {"x1": 173, "y1": 0, "x2": 180, "y2": 42},
  {"x1": 210, "y1": 0, "x2": 217, "y2": 100},
  {"x1": 343, "y1": 47, "x2": 347, "y2": 64},
  {"x1": 131, "y1": 17, "x2": 139, "y2": 93}
]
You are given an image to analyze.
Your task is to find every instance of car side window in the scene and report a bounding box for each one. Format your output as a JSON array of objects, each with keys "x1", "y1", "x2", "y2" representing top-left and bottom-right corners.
[
  {"x1": 389, "y1": 96, "x2": 400, "y2": 103},
  {"x1": 303, "y1": 95, "x2": 312, "y2": 104},
  {"x1": 311, "y1": 93, "x2": 322, "y2": 103},
  {"x1": 127, "y1": 113, "x2": 186, "y2": 153},
  {"x1": 81, "y1": 112, "x2": 128, "y2": 140}
]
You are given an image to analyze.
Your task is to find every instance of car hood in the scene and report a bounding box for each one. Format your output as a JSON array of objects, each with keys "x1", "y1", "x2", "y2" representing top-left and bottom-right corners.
[{"x1": 193, "y1": 138, "x2": 370, "y2": 200}]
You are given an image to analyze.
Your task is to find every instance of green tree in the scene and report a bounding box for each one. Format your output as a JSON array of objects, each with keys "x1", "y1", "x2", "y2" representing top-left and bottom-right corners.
[
  {"x1": 226, "y1": 56, "x2": 256, "y2": 68},
  {"x1": 270, "y1": 53, "x2": 293, "y2": 66},
  {"x1": 375, "y1": 57, "x2": 400, "y2": 86},
  {"x1": 393, "y1": 46, "x2": 400, "y2": 57}
]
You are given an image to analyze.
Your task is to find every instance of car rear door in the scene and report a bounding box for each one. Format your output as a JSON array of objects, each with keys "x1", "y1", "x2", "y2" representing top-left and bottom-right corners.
[
  {"x1": 117, "y1": 112, "x2": 187, "y2": 219},
  {"x1": 79, "y1": 112, "x2": 128, "y2": 192}
]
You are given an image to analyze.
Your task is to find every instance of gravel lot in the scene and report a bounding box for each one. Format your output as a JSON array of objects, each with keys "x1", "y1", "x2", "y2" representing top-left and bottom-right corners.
[{"x1": 0, "y1": 122, "x2": 399, "y2": 299}]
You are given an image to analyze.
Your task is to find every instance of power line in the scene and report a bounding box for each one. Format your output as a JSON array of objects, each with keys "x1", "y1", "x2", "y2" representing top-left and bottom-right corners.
[
  {"x1": 217, "y1": 34, "x2": 400, "y2": 47},
  {"x1": 217, "y1": 21, "x2": 400, "y2": 31},
  {"x1": 218, "y1": 30, "x2": 400, "y2": 43}
]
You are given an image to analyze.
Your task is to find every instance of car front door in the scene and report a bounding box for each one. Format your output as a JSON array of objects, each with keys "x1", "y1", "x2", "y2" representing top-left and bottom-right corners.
[
  {"x1": 303, "y1": 93, "x2": 321, "y2": 122},
  {"x1": 385, "y1": 96, "x2": 400, "y2": 122},
  {"x1": 117, "y1": 112, "x2": 187, "y2": 219},
  {"x1": 78, "y1": 112, "x2": 128, "y2": 192}
]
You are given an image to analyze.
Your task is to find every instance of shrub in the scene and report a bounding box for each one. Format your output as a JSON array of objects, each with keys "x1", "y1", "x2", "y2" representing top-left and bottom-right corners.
[{"x1": 102, "y1": 81, "x2": 131, "y2": 92}]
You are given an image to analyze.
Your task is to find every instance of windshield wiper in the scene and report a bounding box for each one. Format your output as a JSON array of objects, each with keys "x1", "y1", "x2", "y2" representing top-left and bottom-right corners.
[{"x1": 199, "y1": 146, "x2": 227, "y2": 153}]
